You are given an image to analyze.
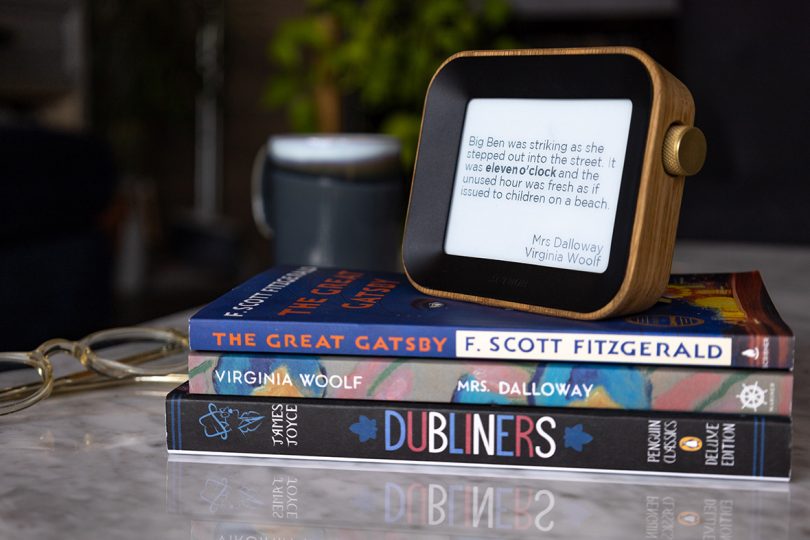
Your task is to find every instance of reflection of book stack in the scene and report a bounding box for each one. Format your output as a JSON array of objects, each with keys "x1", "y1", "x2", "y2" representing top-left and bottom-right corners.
[
  {"x1": 166, "y1": 266, "x2": 794, "y2": 479},
  {"x1": 168, "y1": 456, "x2": 790, "y2": 539}
]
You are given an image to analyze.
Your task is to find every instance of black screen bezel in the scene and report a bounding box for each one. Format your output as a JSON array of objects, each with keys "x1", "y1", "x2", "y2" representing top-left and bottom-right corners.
[{"x1": 402, "y1": 52, "x2": 654, "y2": 313}]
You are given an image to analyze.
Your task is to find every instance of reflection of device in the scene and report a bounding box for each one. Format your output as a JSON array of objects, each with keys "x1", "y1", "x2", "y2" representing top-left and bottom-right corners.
[{"x1": 403, "y1": 48, "x2": 706, "y2": 319}]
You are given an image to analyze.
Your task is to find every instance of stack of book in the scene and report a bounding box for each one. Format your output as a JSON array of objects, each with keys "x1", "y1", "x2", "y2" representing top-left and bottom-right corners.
[{"x1": 166, "y1": 265, "x2": 794, "y2": 480}]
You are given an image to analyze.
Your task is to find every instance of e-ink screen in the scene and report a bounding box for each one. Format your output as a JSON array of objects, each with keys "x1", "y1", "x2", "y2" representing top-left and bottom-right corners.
[{"x1": 444, "y1": 98, "x2": 633, "y2": 273}]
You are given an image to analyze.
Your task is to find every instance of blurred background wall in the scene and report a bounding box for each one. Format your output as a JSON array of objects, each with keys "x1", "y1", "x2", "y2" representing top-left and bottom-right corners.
[{"x1": 0, "y1": 0, "x2": 808, "y2": 349}]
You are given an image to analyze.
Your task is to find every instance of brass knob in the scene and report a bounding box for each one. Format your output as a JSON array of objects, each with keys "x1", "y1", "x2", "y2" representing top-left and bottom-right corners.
[{"x1": 662, "y1": 125, "x2": 706, "y2": 176}]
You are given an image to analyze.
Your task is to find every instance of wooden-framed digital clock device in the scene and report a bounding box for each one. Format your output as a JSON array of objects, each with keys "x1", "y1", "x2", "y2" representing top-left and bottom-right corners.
[{"x1": 402, "y1": 47, "x2": 706, "y2": 320}]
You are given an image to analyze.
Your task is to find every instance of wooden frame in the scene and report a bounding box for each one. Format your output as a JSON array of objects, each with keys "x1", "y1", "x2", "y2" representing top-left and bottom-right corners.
[{"x1": 402, "y1": 47, "x2": 697, "y2": 320}]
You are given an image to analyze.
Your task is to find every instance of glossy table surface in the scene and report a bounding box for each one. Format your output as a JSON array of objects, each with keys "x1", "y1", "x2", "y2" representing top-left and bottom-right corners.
[{"x1": 1, "y1": 241, "x2": 809, "y2": 539}]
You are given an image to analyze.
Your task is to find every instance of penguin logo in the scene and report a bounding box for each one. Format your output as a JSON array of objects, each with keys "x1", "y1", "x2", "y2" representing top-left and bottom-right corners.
[{"x1": 679, "y1": 436, "x2": 703, "y2": 452}]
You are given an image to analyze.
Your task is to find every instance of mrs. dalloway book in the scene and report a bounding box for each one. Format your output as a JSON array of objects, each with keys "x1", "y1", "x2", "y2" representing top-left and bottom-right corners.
[
  {"x1": 188, "y1": 266, "x2": 793, "y2": 368},
  {"x1": 187, "y1": 352, "x2": 793, "y2": 416}
]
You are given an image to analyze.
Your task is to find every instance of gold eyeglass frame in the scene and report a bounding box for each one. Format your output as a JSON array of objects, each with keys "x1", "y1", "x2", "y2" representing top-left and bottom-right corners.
[{"x1": 0, "y1": 327, "x2": 189, "y2": 416}]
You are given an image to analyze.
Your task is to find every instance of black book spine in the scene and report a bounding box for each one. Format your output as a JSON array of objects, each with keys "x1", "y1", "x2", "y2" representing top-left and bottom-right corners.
[{"x1": 166, "y1": 384, "x2": 790, "y2": 479}]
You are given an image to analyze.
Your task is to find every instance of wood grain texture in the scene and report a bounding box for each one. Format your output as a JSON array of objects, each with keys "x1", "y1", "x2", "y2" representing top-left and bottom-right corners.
[{"x1": 404, "y1": 47, "x2": 696, "y2": 320}]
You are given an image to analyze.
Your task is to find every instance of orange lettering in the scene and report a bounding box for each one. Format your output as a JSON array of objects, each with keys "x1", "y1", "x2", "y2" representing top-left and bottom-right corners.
[
  {"x1": 284, "y1": 334, "x2": 298, "y2": 348},
  {"x1": 300, "y1": 334, "x2": 311, "y2": 348},
  {"x1": 245, "y1": 333, "x2": 256, "y2": 347},
  {"x1": 356, "y1": 336, "x2": 370, "y2": 350},
  {"x1": 341, "y1": 301, "x2": 373, "y2": 309},
  {"x1": 433, "y1": 337, "x2": 447, "y2": 353},
  {"x1": 312, "y1": 288, "x2": 340, "y2": 295},
  {"x1": 373, "y1": 336, "x2": 389, "y2": 351},
  {"x1": 213, "y1": 332, "x2": 226, "y2": 346},
  {"x1": 266, "y1": 334, "x2": 280, "y2": 348}
]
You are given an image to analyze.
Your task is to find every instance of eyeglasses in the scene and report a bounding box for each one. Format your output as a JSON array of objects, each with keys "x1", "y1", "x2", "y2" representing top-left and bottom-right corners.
[{"x1": 0, "y1": 327, "x2": 189, "y2": 416}]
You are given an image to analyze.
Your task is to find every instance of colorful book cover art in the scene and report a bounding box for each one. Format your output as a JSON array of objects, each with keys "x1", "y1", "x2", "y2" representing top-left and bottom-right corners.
[
  {"x1": 188, "y1": 266, "x2": 794, "y2": 368},
  {"x1": 166, "y1": 383, "x2": 791, "y2": 480},
  {"x1": 188, "y1": 353, "x2": 792, "y2": 416}
]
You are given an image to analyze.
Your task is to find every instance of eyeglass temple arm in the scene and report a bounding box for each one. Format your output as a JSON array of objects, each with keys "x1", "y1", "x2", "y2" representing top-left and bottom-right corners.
[{"x1": 0, "y1": 341, "x2": 188, "y2": 401}]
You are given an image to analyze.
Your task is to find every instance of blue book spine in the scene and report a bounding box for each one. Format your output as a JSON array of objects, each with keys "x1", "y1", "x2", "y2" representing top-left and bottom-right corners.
[
  {"x1": 188, "y1": 266, "x2": 794, "y2": 368},
  {"x1": 190, "y1": 319, "x2": 458, "y2": 357}
]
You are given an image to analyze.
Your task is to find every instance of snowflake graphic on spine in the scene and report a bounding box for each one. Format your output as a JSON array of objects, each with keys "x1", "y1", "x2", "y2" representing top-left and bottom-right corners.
[{"x1": 736, "y1": 382, "x2": 767, "y2": 411}]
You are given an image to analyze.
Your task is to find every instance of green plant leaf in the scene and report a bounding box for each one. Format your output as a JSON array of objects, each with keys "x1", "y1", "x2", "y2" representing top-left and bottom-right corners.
[
  {"x1": 262, "y1": 0, "x2": 517, "y2": 171},
  {"x1": 289, "y1": 96, "x2": 317, "y2": 133}
]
